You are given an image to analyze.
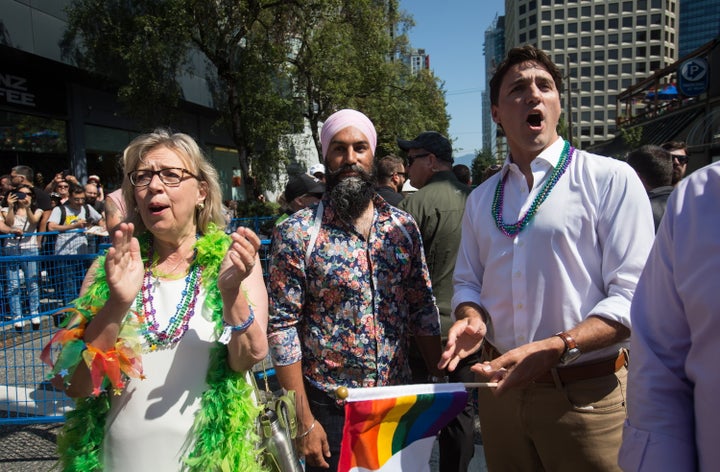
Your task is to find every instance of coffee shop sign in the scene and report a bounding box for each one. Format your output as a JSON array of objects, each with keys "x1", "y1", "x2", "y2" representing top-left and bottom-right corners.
[{"x1": 0, "y1": 73, "x2": 36, "y2": 107}]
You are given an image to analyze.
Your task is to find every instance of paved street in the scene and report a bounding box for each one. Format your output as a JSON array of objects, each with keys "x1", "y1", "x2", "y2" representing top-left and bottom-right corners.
[
  {"x1": 2, "y1": 321, "x2": 488, "y2": 471},
  {"x1": 0, "y1": 422, "x2": 488, "y2": 471},
  {"x1": 0, "y1": 422, "x2": 61, "y2": 472}
]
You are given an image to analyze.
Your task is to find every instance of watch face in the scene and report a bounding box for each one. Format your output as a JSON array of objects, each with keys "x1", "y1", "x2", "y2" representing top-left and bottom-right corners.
[{"x1": 561, "y1": 348, "x2": 582, "y2": 365}]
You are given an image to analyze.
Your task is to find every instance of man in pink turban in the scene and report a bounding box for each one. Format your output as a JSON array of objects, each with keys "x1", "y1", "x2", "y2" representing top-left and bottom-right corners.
[{"x1": 268, "y1": 109, "x2": 444, "y2": 471}]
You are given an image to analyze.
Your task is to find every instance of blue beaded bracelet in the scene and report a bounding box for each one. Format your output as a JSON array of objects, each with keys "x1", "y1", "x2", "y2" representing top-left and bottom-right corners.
[
  {"x1": 226, "y1": 306, "x2": 255, "y2": 332},
  {"x1": 219, "y1": 307, "x2": 255, "y2": 344}
]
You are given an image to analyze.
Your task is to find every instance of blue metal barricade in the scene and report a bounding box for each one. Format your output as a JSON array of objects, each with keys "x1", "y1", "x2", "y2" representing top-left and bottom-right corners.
[
  {"x1": 1, "y1": 228, "x2": 273, "y2": 425},
  {"x1": 1, "y1": 231, "x2": 108, "y2": 424}
]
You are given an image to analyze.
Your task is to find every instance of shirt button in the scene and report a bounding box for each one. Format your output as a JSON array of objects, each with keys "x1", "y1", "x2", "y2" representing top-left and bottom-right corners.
[
  {"x1": 514, "y1": 271, "x2": 522, "y2": 278},
  {"x1": 517, "y1": 303, "x2": 524, "y2": 309}
]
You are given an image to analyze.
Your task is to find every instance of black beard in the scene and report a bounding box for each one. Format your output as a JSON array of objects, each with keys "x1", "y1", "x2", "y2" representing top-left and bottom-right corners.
[{"x1": 326, "y1": 164, "x2": 377, "y2": 225}]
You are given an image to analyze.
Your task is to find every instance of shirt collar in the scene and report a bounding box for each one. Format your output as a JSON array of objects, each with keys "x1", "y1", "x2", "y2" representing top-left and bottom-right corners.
[{"x1": 501, "y1": 137, "x2": 566, "y2": 178}]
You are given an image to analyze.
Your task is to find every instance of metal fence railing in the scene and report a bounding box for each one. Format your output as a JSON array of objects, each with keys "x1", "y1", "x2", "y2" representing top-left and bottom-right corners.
[{"x1": 1, "y1": 218, "x2": 275, "y2": 426}]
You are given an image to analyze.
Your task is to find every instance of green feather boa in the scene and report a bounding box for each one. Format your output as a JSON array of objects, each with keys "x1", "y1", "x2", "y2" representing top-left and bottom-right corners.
[{"x1": 55, "y1": 226, "x2": 265, "y2": 471}]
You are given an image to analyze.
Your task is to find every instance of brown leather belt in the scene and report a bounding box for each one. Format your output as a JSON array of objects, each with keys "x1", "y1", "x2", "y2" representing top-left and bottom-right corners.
[
  {"x1": 534, "y1": 350, "x2": 628, "y2": 384},
  {"x1": 481, "y1": 342, "x2": 628, "y2": 384}
]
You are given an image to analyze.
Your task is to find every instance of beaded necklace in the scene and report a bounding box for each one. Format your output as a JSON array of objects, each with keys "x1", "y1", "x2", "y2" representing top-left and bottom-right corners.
[
  {"x1": 492, "y1": 141, "x2": 574, "y2": 237},
  {"x1": 137, "y1": 243, "x2": 203, "y2": 351}
]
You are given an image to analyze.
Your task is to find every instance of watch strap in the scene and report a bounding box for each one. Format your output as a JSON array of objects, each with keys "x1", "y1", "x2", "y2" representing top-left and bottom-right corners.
[{"x1": 556, "y1": 331, "x2": 577, "y2": 352}]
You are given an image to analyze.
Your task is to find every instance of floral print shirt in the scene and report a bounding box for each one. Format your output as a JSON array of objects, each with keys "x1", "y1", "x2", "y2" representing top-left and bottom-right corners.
[{"x1": 267, "y1": 195, "x2": 440, "y2": 394}]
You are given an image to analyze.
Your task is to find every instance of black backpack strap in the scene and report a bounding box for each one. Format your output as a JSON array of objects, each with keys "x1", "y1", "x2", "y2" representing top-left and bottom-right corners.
[{"x1": 58, "y1": 204, "x2": 67, "y2": 225}]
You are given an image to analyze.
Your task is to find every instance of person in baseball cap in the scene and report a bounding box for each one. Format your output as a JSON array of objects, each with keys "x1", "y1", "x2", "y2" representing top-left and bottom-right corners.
[
  {"x1": 284, "y1": 174, "x2": 325, "y2": 210},
  {"x1": 86, "y1": 175, "x2": 105, "y2": 201},
  {"x1": 308, "y1": 163, "x2": 326, "y2": 182},
  {"x1": 396, "y1": 129, "x2": 473, "y2": 471},
  {"x1": 275, "y1": 173, "x2": 326, "y2": 225},
  {"x1": 397, "y1": 131, "x2": 453, "y2": 164},
  {"x1": 397, "y1": 131, "x2": 454, "y2": 189}
]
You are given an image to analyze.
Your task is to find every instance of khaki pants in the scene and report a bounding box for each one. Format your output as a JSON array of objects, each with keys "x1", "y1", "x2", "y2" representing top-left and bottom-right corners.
[{"x1": 477, "y1": 367, "x2": 627, "y2": 471}]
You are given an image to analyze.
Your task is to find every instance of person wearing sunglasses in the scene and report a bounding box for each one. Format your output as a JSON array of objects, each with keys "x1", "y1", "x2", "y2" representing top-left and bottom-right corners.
[
  {"x1": 661, "y1": 140, "x2": 689, "y2": 186},
  {"x1": 10, "y1": 165, "x2": 54, "y2": 236},
  {"x1": 374, "y1": 154, "x2": 407, "y2": 207},
  {"x1": 396, "y1": 130, "x2": 474, "y2": 472},
  {"x1": 3, "y1": 185, "x2": 43, "y2": 330},
  {"x1": 53, "y1": 180, "x2": 71, "y2": 204}
]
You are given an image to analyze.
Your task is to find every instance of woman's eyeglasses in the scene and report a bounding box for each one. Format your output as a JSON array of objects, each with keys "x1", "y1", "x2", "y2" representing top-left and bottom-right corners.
[{"x1": 128, "y1": 168, "x2": 199, "y2": 187}]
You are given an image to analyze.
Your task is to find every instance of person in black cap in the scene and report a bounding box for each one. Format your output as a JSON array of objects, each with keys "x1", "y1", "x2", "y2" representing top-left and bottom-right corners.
[
  {"x1": 397, "y1": 130, "x2": 475, "y2": 472},
  {"x1": 276, "y1": 173, "x2": 325, "y2": 224}
]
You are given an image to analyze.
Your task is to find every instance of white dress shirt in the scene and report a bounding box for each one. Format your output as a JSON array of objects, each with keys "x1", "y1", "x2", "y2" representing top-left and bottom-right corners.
[
  {"x1": 619, "y1": 161, "x2": 720, "y2": 471},
  {"x1": 452, "y1": 138, "x2": 654, "y2": 363}
]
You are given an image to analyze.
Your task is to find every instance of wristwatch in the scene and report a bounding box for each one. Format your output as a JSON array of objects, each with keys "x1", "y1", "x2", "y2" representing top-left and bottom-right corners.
[
  {"x1": 428, "y1": 374, "x2": 449, "y2": 383},
  {"x1": 556, "y1": 332, "x2": 582, "y2": 365}
]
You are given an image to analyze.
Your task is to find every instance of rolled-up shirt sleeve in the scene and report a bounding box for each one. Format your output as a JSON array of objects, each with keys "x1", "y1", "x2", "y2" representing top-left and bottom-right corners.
[
  {"x1": 267, "y1": 221, "x2": 305, "y2": 366},
  {"x1": 590, "y1": 165, "x2": 654, "y2": 327}
]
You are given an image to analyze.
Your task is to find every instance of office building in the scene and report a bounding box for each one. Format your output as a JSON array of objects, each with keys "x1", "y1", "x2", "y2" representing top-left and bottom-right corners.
[
  {"x1": 679, "y1": 0, "x2": 720, "y2": 58},
  {"x1": 1, "y1": 1, "x2": 247, "y2": 199},
  {"x1": 403, "y1": 48, "x2": 431, "y2": 75},
  {"x1": 482, "y1": 14, "x2": 505, "y2": 160},
  {"x1": 503, "y1": 0, "x2": 679, "y2": 149}
]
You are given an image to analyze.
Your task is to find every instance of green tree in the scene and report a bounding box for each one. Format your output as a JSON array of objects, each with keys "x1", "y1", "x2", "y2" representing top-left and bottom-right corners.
[
  {"x1": 62, "y1": 0, "x2": 449, "y2": 193},
  {"x1": 61, "y1": 1, "x2": 189, "y2": 125},
  {"x1": 185, "y1": 0, "x2": 302, "y2": 196},
  {"x1": 471, "y1": 148, "x2": 497, "y2": 184},
  {"x1": 62, "y1": 0, "x2": 302, "y2": 196},
  {"x1": 620, "y1": 125, "x2": 644, "y2": 151},
  {"x1": 289, "y1": 0, "x2": 448, "y2": 157}
]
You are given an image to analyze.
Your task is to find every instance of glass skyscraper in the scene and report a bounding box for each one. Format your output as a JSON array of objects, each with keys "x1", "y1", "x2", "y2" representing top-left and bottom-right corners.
[{"x1": 679, "y1": 0, "x2": 720, "y2": 58}]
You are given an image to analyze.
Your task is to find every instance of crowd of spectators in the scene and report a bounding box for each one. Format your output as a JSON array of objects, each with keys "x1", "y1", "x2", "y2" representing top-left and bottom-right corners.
[{"x1": 0, "y1": 165, "x2": 108, "y2": 330}]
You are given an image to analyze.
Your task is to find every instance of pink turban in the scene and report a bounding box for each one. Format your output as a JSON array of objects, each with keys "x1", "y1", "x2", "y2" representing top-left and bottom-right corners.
[{"x1": 320, "y1": 109, "x2": 377, "y2": 159}]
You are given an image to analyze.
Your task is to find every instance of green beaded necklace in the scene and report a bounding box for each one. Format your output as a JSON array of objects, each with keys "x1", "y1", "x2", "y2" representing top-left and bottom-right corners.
[
  {"x1": 492, "y1": 141, "x2": 574, "y2": 237},
  {"x1": 138, "y1": 243, "x2": 204, "y2": 351}
]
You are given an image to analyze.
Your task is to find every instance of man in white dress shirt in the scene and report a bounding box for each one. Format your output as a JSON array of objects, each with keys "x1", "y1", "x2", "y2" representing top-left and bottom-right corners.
[
  {"x1": 439, "y1": 45, "x2": 654, "y2": 471},
  {"x1": 619, "y1": 160, "x2": 720, "y2": 471}
]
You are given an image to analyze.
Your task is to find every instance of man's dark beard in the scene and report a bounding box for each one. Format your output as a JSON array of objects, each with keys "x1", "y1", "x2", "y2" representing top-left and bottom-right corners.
[{"x1": 326, "y1": 164, "x2": 377, "y2": 224}]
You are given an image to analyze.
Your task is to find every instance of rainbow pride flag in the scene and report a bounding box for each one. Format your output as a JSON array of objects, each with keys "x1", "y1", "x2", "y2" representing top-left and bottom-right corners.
[{"x1": 338, "y1": 383, "x2": 468, "y2": 472}]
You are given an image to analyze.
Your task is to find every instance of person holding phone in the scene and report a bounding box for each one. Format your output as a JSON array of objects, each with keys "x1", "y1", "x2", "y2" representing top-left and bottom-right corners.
[{"x1": 2, "y1": 184, "x2": 43, "y2": 330}]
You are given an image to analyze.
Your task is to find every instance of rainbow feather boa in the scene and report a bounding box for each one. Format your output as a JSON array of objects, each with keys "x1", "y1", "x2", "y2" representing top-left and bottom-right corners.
[{"x1": 42, "y1": 225, "x2": 265, "y2": 471}]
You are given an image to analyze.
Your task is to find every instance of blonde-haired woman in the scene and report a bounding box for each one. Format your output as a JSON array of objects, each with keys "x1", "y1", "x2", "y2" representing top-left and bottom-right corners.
[{"x1": 44, "y1": 129, "x2": 269, "y2": 471}]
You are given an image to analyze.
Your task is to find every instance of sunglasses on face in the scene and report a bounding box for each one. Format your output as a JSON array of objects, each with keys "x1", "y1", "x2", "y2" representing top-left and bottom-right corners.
[
  {"x1": 671, "y1": 154, "x2": 688, "y2": 165},
  {"x1": 407, "y1": 152, "x2": 431, "y2": 166}
]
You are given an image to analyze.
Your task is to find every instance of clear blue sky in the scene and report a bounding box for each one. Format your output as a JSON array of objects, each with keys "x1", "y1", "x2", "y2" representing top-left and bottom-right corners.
[{"x1": 399, "y1": 0, "x2": 505, "y2": 159}]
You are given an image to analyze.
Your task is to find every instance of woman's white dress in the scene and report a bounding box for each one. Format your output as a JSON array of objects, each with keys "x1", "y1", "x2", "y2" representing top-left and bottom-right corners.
[{"x1": 103, "y1": 277, "x2": 214, "y2": 471}]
